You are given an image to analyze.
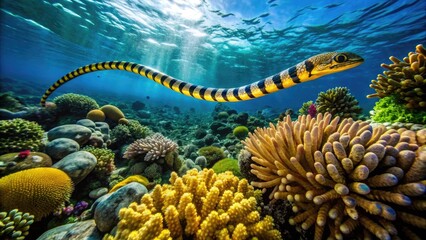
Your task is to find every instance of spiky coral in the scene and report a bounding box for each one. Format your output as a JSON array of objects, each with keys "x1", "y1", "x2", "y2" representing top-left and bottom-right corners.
[
  {"x1": 367, "y1": 44, "x2": 426, "y2": 109},
  {"x1": 0, "y1": 168, "x2": 73, "y2": 221},
  {"x1": 315, "y1": 87, "x2": 362, "y2": 119},
  {"x1": 123, "y1": 133, "x2": 178, "y2": 162},
  {"x1": 0, "y1": 209, "x2": 34, "y2": 240},
  {"x1": 53, "y1": 93, "x2": 99, "y2": 116},
  {"x1": 0, "y1": 118, "x2": 44, "y2": 155},
  {"x1": 243, "y1": 112, "x2": 425, "y2": 239},
  {"x1": 105, "y1": 169, "x2": 281, "y2": 240}
]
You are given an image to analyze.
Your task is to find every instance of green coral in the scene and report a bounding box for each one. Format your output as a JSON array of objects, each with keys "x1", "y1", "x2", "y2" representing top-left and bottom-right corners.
[
  {"x1": 316, "y1": 87, "x2": 362, "y2": 119},
  {"x1": 53, "y1": 93, "x2": 99, "y2": 117},
  {"x1": 198, "y1": 146, "x2": 226, "y2": 167},
  {"x1": 0, "y1": 119, "x2": 44, "y2": 155},
  {"x1": 232, "y1": 125, "x2": 249, "y2": 139},
  {"x1": 212, "y1": 158, "x2": 241, "y2": 178},
  {"x1": 82, "y1": 146, "x2": 116, "y2": 180},
  {"x1": 298, "y1": 100, "x2": 313, "y2": 115},
  {"x1": 110, "y1": 120, "x2": 151, "y2": 146},
  {"x1": 0, "y1": 209, "x2": 34, "y2": 240},
  {"x1": 372, "y1": 95, "x2": 426, "y2": 124}
]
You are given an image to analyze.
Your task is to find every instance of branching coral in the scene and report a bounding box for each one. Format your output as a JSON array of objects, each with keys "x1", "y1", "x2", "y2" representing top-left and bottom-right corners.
[
  {"x1": 0, "y1": 209, "x2": 34, "y2": 240},
  {"x1": 105, "y1": 169, "x2": 281, "y2": 240},
  {"x1": 243, "y1": 112, "x2": 425, "y2": 239},
  {"x1": 82, "y1": 146, "x2": 116, "y2": 180},
  {"x1": 315, "y1": 87, "x2": 362, "y2": 119},
  {"x1": 0, "y1": 118, "x2": 44, "y2": 155},
  {"x1": 367, "y1": 44, "x2": 426, "y2": 109},
  {"x1": 123, "y1": 133, "x2": 178, "y2": 162}
]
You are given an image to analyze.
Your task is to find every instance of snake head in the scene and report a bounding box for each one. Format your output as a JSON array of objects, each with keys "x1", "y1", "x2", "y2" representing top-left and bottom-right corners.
[{"x1": 307, "y1": 52, "x2": 364, "y2": 78}]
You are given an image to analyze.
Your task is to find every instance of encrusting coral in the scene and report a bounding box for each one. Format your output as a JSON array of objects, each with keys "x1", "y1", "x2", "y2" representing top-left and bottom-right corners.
[
  {"x1": 315, "y1": 87, "x2": 362, "y2": 119},
  {"x1": 0, "y1": 118, "x2": 44, "y2": 155},
  {"x1": 0, "y1": 209, "x2": 34, "y2": 240},
  {"x1": 367, "y1": 44, "x2": 426, "y2": 109},
  {"x1": 243, "y1": 112, "x2": 425, "y2": 239},
  {"x1": 123, "y1": 133, "x2": 178, "y2": 162},
  {"x1": 0, "y1": 167, "x2": 73, "y2": 221},
  {"x1": 104, "y1": 169, "x2": 282, "y2": 240}
]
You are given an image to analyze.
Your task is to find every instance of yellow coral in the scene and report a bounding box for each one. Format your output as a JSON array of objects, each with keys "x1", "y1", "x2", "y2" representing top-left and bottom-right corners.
[
  {"x1": 109, "y1": 175, "x2": 150, "y2": 193},
  {"x1": 243, "y1": 112, "x2": 426, "y2": 239},
  {"x1": 108, "y1": 169, "x2": 281, "y2": 240},
  {"x1": 0, "y1": 167, "x2": 73, "y2": 221},
  {"x1": 86, "y1": 109, "x2": 106, "y2": 122},
  {"x1": 100, "y1": 104, "x2": 125, "y2": 122}
]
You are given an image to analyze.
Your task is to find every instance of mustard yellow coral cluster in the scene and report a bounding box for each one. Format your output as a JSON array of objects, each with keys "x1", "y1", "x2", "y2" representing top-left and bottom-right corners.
[
  {"x1": 105, "y1": 169, "x2": 281, "y2": 240},
  {"x1": 243, "y1": 112, "x2": 425, "y2": 240}
]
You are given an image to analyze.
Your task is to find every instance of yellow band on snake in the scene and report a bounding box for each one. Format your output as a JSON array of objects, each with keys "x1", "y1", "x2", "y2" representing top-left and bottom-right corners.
[{"x1": 40, "y1": 52, "x2": 363, "y2": 106}]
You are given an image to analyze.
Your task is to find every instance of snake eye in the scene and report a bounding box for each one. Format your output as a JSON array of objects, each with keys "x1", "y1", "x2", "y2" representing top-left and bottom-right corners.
[{"x1": 334, "y1": 54, "x2": 348, "y2": 63}]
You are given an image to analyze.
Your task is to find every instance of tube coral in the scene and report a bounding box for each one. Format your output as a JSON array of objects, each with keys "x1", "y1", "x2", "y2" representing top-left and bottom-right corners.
[{"x1": 243, "y1": 112, "x2": 425, "y2": 239}]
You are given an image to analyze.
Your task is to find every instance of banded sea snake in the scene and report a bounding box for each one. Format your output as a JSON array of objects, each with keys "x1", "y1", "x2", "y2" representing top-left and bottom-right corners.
[{"x1": 40, "y1": 52, "x2": 363, "y2": 106}]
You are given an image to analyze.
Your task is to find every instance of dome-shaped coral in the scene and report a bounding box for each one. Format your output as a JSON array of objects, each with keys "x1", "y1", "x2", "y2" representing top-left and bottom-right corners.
[
  {"x1": 315, "y1": 87, "x2": 362, "y2": 119},
  {"x1": 0, "y1": 167, "x2": 73, "y2": 221},
  {"x1": 243, "y1": 112, "x2": 425, "y2": 239},
  {"x1": 53, "y1": 93, "x2": 99, "y2": 116},
  {"x1": 368, "y1": 44, "x2": 426, "y2": 109},
  {"x1": 0, "y1": 118, "x2": 44, "y2": 155},
  {"x1": 100, "y1": 105, "x2": 125, "y2": 122},
  {"x1": 86, "y1": 109, "x2": 105, "y2": 122}
]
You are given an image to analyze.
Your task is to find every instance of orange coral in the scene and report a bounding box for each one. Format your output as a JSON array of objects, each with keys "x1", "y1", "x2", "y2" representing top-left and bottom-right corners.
[{"x1": 0, "y1": 167, "x2": 73, "y2": 221}]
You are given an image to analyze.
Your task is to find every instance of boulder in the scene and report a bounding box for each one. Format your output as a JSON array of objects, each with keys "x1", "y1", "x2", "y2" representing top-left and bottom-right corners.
[
  {"x1": 45, "y1": 138, "x2": 80, "y2": 160},
  {"x1": 53, "y1": 151, "x2": 97, "y2": 184},
  {"x1": 47, "y1": 124, "x2": 92, "y2": 145}
]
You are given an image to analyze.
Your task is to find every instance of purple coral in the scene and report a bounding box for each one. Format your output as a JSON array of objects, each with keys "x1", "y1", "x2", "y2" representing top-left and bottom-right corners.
[{"x1": 307, "y1": 103, "x2": 317, "y2": 117}]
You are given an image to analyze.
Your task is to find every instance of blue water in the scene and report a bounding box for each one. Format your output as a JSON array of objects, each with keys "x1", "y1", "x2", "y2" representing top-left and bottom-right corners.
[{"x1": 1, "y1": 0, "x2": 425, "y2": 113}]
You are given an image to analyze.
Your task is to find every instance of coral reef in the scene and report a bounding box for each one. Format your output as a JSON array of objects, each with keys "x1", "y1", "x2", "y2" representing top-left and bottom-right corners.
[
  {"x1": 367, "y1": 44, "x2": 426, "y2": 109},
  {"x1": 372, "y1": 95, "x2": 426, "y2": 124},
  {"x1": 0, "y1": 209, "x2": 34, "y2": 240},
  {"x1": 198, "y1": 146, "x2": 226, "y2": 167},
  {"x1": 243, "y1": 112, "x2": 425, "y2": 239},
  {"x1": 315, "y1": 87, "x2": 362, "y2": 119},
  {"x1": 233, "y1": 125, "x2": 249, "y2": 139},
  {"x1": 110, "y1": 120, "x2": 151, "y2": 147},
  {"x1": 100, "y1": 105, "x2": 126, "y2": 123},
  {"x1": 105, "y1": 169, "x2": 282, "y2": 240},
  {"x1": 86, "y1": 109, "x2": 105, "y2": 122},
  {"x1": 0, "y1": 167, "x2": 73, "y2": 221},
  {"x1": 212, "y1": 158, "x2": 242, "y2": 178},
  {"x1": 0, "y1": 151, "x2": 52, "y2": 177},
  {"x1": 53, "y1": 93, "x2": 99, "y2": 117},
  {"x1": 0, "y1": 118, "x2": 44, "y2": 155},
  {"x1": 109, "y1": 175, "x2": 150, "y2": 193},
  {"x1": 123, "y1": 133, "x2": 178, "y2": 162},
  {"x1": 298, "y1": 100, "x2": 314, "y2": 116},
  {"x1": 82, "y1": 146, "x2": 116, "y2": 181}
]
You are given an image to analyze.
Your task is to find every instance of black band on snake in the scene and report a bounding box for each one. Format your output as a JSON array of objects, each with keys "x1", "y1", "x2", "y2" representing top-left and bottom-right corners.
[{"x1": 40, "y1": 52, "x2": 364, "y2": 106}]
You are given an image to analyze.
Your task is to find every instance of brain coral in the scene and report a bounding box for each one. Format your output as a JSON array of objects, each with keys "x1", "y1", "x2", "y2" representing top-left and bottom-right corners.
[
  {"x1": 123, "y1": 133, "x2": 178, "y2": 162},
  {"x1": 0, "y1": 118, "x2": 44, "y2": 155},
  {"x1": 243, "y1": 112, "x2": 425, "y2": 239},
  {"x1": 104, "y1": 169, "x2": 281, "y2": 240},
  {"x1": 367, "y1": 44, "x2": 426, "y2": 109},
  {"x1": 0, "y1": 167, "x2": 74, "y2": 221},
  {"x1": 315, "y1": 87, "x2": 362, "y2": 119},
  {"x1": 53, "y1": 93, "x2": 99, "y2": 116}
]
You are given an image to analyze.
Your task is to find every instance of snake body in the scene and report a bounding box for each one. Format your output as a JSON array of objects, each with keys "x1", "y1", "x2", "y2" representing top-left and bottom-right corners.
[{"x1": 40, "y1": 52, "x2": 363, "y2": 106}]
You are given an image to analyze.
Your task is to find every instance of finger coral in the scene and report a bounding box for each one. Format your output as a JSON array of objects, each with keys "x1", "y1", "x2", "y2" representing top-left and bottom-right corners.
[
  {"x1": 0, "y1": 118, "x2": 44, "y2": 155},
  {"x1": 367, "y1": 44, "x2": 426, "y2": 109},
  {"x1": 0, "y1": 209, "x2": 34, "y2": 240},
  {"x1": 0, "y1": 167, "x2": 73, "y2": 221},
  {"x1": 243, "y1": 112, "x2": 425, "y2": 239},
  {"x1": 315, "y1": 87, "x2": 362, "y2": 119},
  {"x1": 104, "y1": 169, "x2": 282, "y2": 240},
  {"x1": 123, "y1": 133, "x2": 178, "y2": 162}
]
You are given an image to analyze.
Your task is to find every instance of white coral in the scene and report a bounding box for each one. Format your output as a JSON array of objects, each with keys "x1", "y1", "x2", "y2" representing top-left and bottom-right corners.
[{"x1": 123, "y1": 133, "x2": 178, "y2": 162}]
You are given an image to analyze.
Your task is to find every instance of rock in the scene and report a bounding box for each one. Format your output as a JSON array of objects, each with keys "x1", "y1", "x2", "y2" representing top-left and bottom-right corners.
[
  {"x1": 53, "y1": 151, "x2": 97, "y2": 184},
  {"x1": 45, "y1": 138, "x2": 80, "y2": 160},
  {"x1": 76, "y1": 119, "x2": 96, "y2": 129},
  {"x1": 0, "y1": 152, "x2": 52, "y2": 177},
  {"x1": 89, "y1": 187, "x2": 109, "y2": 199},
  {"x1": 94, "y1": 182, "x2": 147, "y2": 232},
  {"x1": 47, "y1": 124, "x2": 92, "y2": 145},
  {"x1": 36, "y1": 219, "x2": 102, "y2": 240}
]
